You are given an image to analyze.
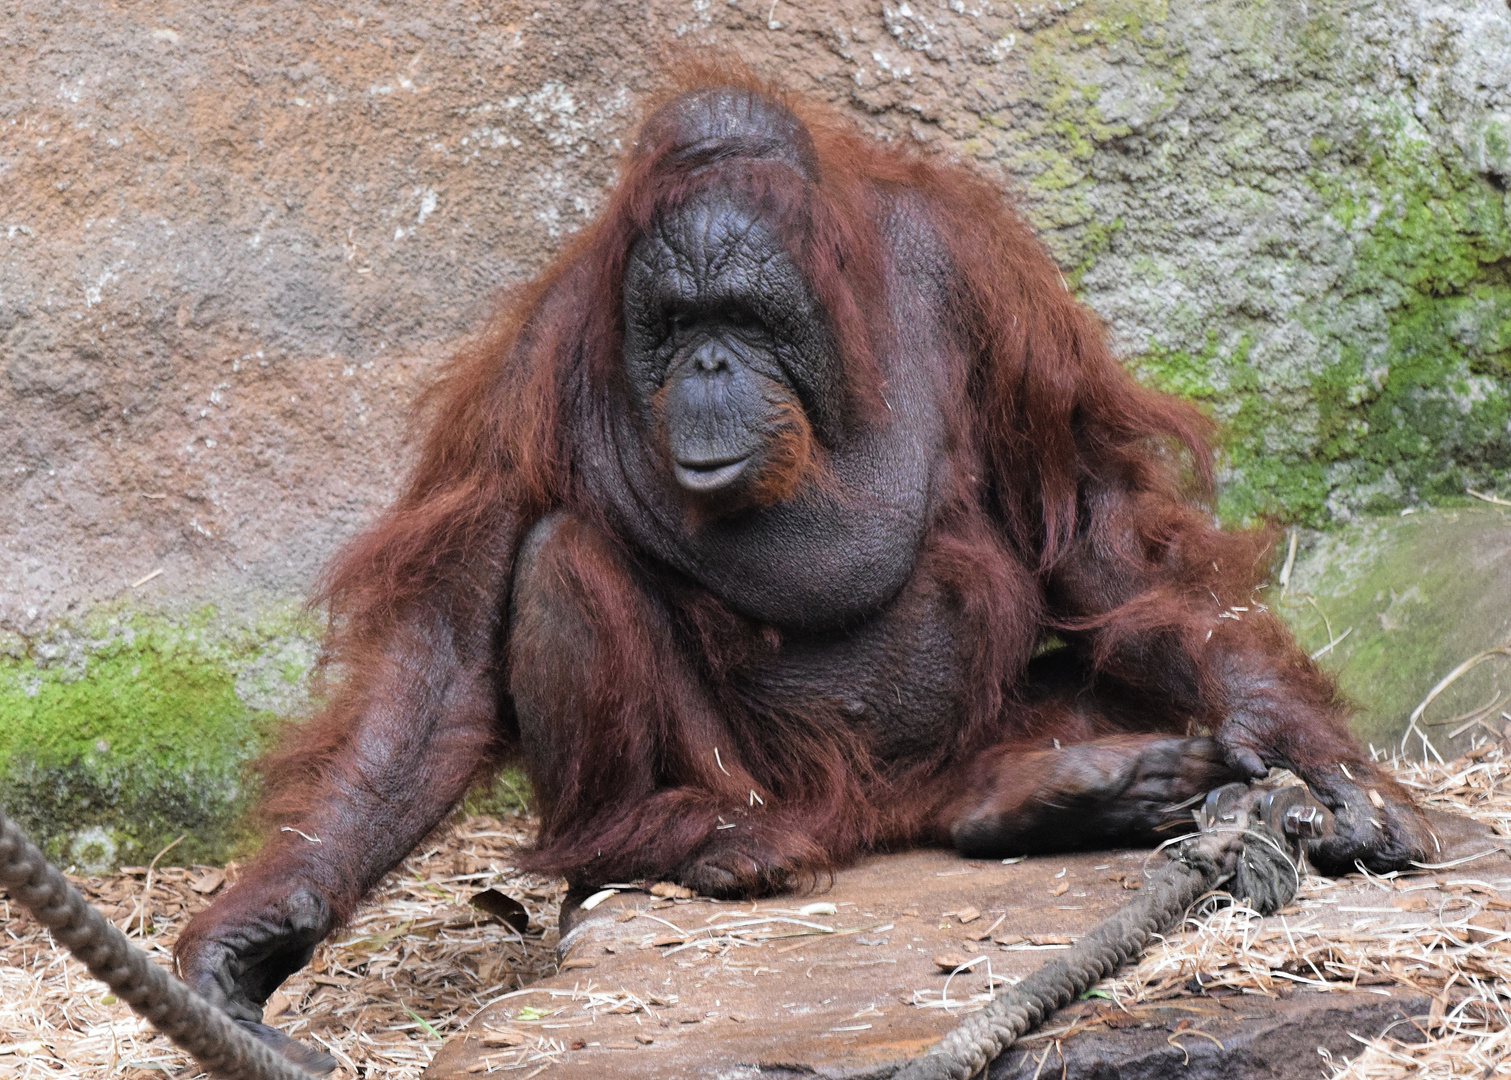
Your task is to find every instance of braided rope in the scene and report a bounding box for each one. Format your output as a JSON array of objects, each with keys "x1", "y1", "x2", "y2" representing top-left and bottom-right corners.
[
  {"x1": 892, "y1": 823, "x2": 1294, "y2": 1080},
  {"x1": 0, "y1": 808, "x2": 316, "y2": 1080}
]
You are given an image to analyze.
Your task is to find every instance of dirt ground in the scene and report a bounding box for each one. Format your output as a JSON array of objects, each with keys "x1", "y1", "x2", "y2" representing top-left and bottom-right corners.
[{"x1": 2, "y1": 743, "x2": 1509, "y2": 1080}]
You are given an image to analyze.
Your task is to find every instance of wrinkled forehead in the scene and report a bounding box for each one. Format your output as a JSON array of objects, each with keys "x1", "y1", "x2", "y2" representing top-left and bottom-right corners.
[{"x1": 632, "y1": 184, "x2": 792, "y2": 291}]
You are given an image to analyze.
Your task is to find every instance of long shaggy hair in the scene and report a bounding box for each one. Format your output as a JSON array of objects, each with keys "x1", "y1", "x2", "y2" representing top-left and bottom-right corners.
[{"x1": 254, "y1": 62, "x2": 1295, "y2": 900}]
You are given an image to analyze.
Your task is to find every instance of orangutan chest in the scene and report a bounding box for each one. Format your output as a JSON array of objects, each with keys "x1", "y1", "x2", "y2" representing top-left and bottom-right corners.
[{"x1": 727, "y1": 569, "x2": 971, "y2": 759}]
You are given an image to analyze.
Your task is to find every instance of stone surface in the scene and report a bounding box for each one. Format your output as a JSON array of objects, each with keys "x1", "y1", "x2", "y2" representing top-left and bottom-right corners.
[
  {"x1": 989, "y1": 991, "x2": 1427, "y2": 1080},
  {"x1": 4, "y1": 0, "x2": 1509, "y2": 861},
  {"x1": 417, "y1": 835, "x2": 1508, "y2": 1080},
  {"x1": 1279, "y1": 505, "x2": 1511, "y2": 758}
]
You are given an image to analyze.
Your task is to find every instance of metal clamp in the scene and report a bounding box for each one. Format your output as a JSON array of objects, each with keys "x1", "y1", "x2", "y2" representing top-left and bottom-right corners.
[{"x1": 1198, "y1": 780, "x2": 1335, "y2": 845}]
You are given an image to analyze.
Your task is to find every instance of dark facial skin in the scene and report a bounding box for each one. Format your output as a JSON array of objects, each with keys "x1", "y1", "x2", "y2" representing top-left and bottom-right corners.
[
  {"x1": 588, "y1": 179, "x2": 948, "y2": 632},
  {"x1": 622, "y1": 187, "x2": 841, "y2": 503}
]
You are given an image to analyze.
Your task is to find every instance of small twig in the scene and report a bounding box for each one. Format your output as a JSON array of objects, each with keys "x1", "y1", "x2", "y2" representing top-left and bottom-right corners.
[
  {"x1": 1278, "y1": 529, "x2": 1298, "y2": 599},
  {"x1": 1306, "y1": 596, "x2": 1335, "y2": 643},
  {"x1": 137, "y1": 834, "x2": 185, "y2": 938},
  {"x1": 1466, "y1": 488, "x2": 1511, "y2": 508},
  {"x1": 1310, "y1": 626, "x2": 1353, "y2": 661},
  {"x1": 1402, "y1": 647, "x2": 1511, "y2": 761}
]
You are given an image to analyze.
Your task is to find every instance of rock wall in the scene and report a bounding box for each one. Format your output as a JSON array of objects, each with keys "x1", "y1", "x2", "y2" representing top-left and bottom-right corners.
[{"x1": 3, "y1": 0, "x2": 1509, "y2": 865}]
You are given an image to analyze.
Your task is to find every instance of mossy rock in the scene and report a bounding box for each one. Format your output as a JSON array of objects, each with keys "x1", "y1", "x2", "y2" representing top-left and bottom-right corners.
[
  {"x1": 1277, "y1": 506, "x2": 1511, "y2": 759},
  {"x1": 0, "y1": 605, "x2": 320, "y2": 872},
  {"x1": 0, "y1": 601, "x2": 537, "y2": 873}
]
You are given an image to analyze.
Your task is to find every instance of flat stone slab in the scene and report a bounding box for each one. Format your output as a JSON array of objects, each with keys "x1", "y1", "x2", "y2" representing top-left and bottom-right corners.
[{"x1": 421, "y1": 818, "x2": 1509, "y2": 1080}]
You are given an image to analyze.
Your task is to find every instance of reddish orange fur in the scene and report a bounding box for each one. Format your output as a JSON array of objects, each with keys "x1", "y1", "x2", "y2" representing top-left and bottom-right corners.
[{"x1": 220, "y1": 61, "x2": 1385, "y2": 925}]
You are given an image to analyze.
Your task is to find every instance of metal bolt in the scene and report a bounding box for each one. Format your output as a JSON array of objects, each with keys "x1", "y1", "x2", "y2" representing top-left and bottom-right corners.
[{"x1": 1284, "y1": 804, "x2": 1324, "y2": 838}]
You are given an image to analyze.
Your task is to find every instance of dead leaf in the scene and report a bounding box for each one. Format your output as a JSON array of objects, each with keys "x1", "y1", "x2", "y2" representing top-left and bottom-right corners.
[{"x1": 469, "y1": 889, "x2": 529, "y2": 933}]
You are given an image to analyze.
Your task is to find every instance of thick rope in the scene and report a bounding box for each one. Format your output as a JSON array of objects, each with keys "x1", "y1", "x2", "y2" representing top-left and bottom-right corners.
[
  {"x1": 891, "y1": 820, "x2": 1298, "y2": 1080},
  {"x1": 0, "y1": 808, "x2": 316, "y2": 1080}
]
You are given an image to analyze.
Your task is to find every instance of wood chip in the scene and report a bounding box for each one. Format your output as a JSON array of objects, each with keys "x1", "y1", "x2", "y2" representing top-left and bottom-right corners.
[
  {"x1": 1050, "y1": 881, "x2": 1069, "y2": 896},
  {"x1": 955, "y1": 906, "x2": 982, "y2": 924},
  {"x1": 478, "y1": 1030, "x2": 527, "y2": 1047},
  {"x1": 264, "y1": 990, "x2": 293, "y2": 1018},
  {"x1": 558, "y1": 958, "x2": 596, "y2": 971},
  {"x1": 649, "y1": 881, "x2": 694, "y2": 899},
  {"x1": 932, "y1": 951, "x2": 980, "y2": 972},
  {"x1": 188, "y1": 868, "x2": 225, "y2": 895}
]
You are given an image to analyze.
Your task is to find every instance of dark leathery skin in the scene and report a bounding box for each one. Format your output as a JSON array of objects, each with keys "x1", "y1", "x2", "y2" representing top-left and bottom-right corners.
[
  {"x1": 951, "y1": 736, "x2": 1250, "y2": 858},
  {"x1": 595, "y1": 191, "x2": 952, "y2": 631},
  {"x1": 1299, "y1": 769, "x2": 1433, "y2": 875},
  {"x1": 177, "y1": 887, "x2": 331, "y2": 1024}
]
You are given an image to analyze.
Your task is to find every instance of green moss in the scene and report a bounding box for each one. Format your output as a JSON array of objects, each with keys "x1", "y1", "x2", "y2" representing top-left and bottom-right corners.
[
  {"x1": 0, "y1": 605, "x2": 320, "y2": 870},
  {"x1": 1066, "y1": 216, "x2": 1125, "y2": 291},
  {"x1": 1159, "y1": 104, "x2": 1511, "y2": 526},
  {"x1": 987, "y1": 0, "x2": 1187, "y2": 258},
  {"x1": 1133, "y1": 329, "x2": 1225, "y2": 401},
  {"x1": 462, "y1": 766, "x2": 534, "y2": 819}
]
